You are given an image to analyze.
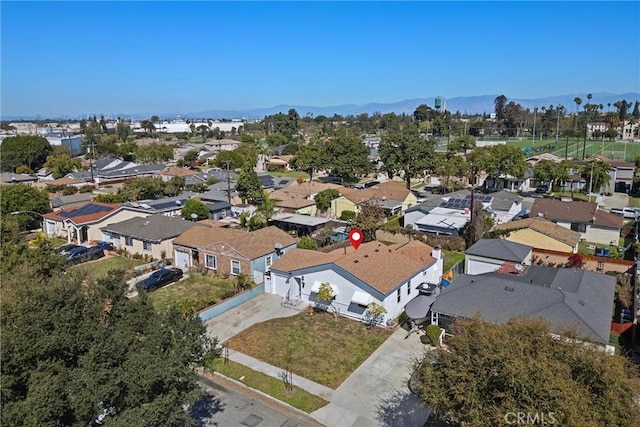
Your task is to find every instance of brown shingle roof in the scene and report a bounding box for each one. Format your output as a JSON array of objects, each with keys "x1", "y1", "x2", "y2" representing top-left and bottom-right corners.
[
  {"x1": 173, "y1": 225, "x2": 297, "y2": 260},
  {"x1": 492, "y1": 218, "x2": 581, "y2": 247},
  {"x1": 341, "y1": 181, "x2": 410, "y2": 205},
  {"x1": 159, "y1": 167, "x2": 200, "y2": 177},
  {"x1": 271, "y1": 240, "x2": 436, "y2": 296},
  {"x1": 529, "y1": 199, "x2": 623, "y2": 229},
  {"x1": 270, "y1": 182, "x2": 344, "y2": 201}
]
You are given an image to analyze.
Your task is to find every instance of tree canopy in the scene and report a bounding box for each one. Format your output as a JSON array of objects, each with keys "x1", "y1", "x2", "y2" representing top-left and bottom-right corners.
[
  {"x1": 467, "y1": 144, "x2": 527, "y2": 180},
  {"x1": 0, "y1": 135, "x2": 53, "y2": 172},
  {"x1": 1, "y1": 258, "x2": 218, "y2": 426},
  {"x1": 314, "y1": 189, "x2": 340, "y2": 212},
  {"x1": 181, "y1": 198, "x2": 209, "y2": 220},
  {"x1": 235, "y1": 167, "x2": 263, "y2": 203},
  {"x1": 354, "y1": 201, "x2": 386, "y2": 242},
  {"x1": 581, "y1": 159, "x2": 613, "y2": 193},
  {"x1": 324, "y1": 135, "x2": 372, "y2": 183},
  {"x1": 0, "y1": 184, "x2": 51, "y2": 230},
  {"x1": 44, "y1": 153, "x2": 82, "y2": 179},
  {"x1": 379, "y1": 125, "x2": 438, "y2": 189},
  {"x1": 413, "y1": 317, "x2": 640, "y2": 427}
]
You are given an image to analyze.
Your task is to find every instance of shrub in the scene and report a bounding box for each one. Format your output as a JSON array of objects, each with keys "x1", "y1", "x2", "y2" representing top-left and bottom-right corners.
[
  {"x1": 78, "y1": 185, "x2": 94, "y2": 193},
  {"x1": 61, "y1": 186, "x2": 77, "y2": 195},
  {"x1": 298, "y1": 236, "x2": 318, "y2": 250},
  {"x1": 425, "y1": 324, "x2": 442, "y2": 347},
  {"x1": 340, "y1": 210, "x2": 356, "y2": 221}
]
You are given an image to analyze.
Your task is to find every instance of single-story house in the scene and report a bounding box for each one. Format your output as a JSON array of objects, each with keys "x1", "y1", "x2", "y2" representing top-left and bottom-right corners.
[
  {"x1": 270, "y1": 182, "x2": 344, "y2": 216},
  {"x1": 204, "y1": 200, "x2": 232, "y2": 220},
  {"x1": 575, "y1": 156, "x2": 635, "y2": 194},
  {"x1": 529, "y1": 198, "x2": 623, "y2": 246},
  {"x1": 403, "y1": 190, "x2": 471, "y2": 230},
  {"x1": 0, "y1": 173, "x2": 39, "y2": 185},
  {"x1": 331, "y1": 181, "x2": 417, "y2": 219},
  {"x1": 172, "y1": 225, "x2": 297, "y2": 285},
  {"x1": 491, "y1": 217, "x2": 581, "y2": 254},
  {"x1": 430, "y1": 265, "x2": 616, "y2": 345},
  {"x1": 268, "y1": 240, "x2": 443, "y2": 325},
  {"x1": 269, "y1": 212, "x2": 338, "y2": 237},
  {"x1": 49, "y1": 192, "x2": 95, "y2": 211},
  {"x1": 486, "y1": 190, "x2": 529, "y2": 224},
  {"x1": 122, "y1": 194, "x2": 195, "y2": 217},
  {"x1": 157, "y1": 167, "x2": 201, "y2": 182},
  {"x1": 465, "y1": 239, "x2": 532, "y2": 275},
  {"x1": 101, "y1": 215, "x2": 206, "y2": 260},
  {"x1": 43, "y1": 202, "x2": 149, "y2": 244},
  {"x1": 267, "y1": 155, "x2": 294, "y2": 171}
]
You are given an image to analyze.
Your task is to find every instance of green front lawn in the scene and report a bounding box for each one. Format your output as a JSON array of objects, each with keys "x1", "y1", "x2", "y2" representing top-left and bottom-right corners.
[
  {"x1": 224, "y1": 311, "x2": 393, "y2": 389},
  {"x1": 267, "y1": 170, "x2": 308, "y2": 179},
  {"x1": 48, "y1": 237, "x2": 69, "y2": 248},
  {"x1": 443, "y1": 251, "x2": 465, "y2": 272},
  {"x1": 149, "y1": 273, "x2": 235, "y2": 314},
  {"x1": 549, "y1": 191, "x2": 590, "y2": 202},
  {"x1": 75, "y1": 256, "x2": 145, "y2": 281},
  {"x1": 206, "y1": 359, "x2": 328, "y2": 413},
  {"x1": 577, "y1": 240, "x2": 623, "y2": 258}
]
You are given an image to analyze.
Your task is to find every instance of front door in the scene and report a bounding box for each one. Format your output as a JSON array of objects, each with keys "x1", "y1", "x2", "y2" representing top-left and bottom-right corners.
[{"x1": 294, "y1": 277, "x2": 302, "y2": 299}]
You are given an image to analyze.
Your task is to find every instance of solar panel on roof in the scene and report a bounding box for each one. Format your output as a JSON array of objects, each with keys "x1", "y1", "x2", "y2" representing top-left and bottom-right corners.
[
  {"x1": 58, "y1": 203, "x2": 113, "y2": 218},
  {"x1": 278, "y1": 179, "x2": 289, "y2": 185}
]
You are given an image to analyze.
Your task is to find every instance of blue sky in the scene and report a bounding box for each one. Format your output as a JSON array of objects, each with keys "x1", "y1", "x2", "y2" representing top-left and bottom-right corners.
[{"x1": 1, "y1": 1, "x2": 639, "y2": 117}]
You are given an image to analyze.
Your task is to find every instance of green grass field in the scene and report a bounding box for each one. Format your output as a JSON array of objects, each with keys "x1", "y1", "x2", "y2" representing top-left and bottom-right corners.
[{"x1": 507, "y1": 138, "x2": 640, "y2": 161}]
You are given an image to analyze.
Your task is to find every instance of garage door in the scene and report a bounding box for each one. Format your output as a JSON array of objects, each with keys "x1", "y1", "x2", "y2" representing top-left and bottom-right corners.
[{"x1": 174, "y1": 249, "x2": 190, "y2": 269}]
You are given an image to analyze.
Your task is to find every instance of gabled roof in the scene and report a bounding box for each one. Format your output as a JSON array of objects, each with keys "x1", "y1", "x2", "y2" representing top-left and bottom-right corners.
[
  {"x1": 50, "y1": 192, "x2": 94, "y2": 208},
  {"x1": 465, "y1": 239, "x2": 531, "y2": 262},
  {"x1": 0, "y1": 173, "x2": 39, "y2": 184},
  {"x1": 43, "y1": 202, "x2": 121, "y2": 225},
  {"x1": 492, "y1": 218, "x2": 581, "y2": 247},
  {"x1": 101, "y1": 215, "x2": 206, "y2": 242},
  {"x1": 431, "y1": 266, "x2": 616, "y2": 344},
  {"x1": 270, "y1": 182, "x2": 343, "y2": 201},
  {"x1": 530, "y1": 198, "x2": 623, "y2": 229},
  {"x1": 487, "y1": 190, "x2": 523, "y2": 212},
  {"x1": 173, "y1": 225, "x2": 297, "y2": 260},
  {"x1": 271, "y1": 240, "x2": 436, "y2": 296},
  {"x1": 341, "y1": 181, "x2": 411, "y2": 205},
  {"x1": 405, "y1": 190, "x2": 471, "y2": 215},
  {"x1": 159, "y1": 167, "x2": 200, "y2": 177}
]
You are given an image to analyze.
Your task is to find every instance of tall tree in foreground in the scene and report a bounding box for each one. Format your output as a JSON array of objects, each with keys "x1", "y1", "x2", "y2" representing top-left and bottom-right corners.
[
  {"x1": 1, "y1": 235, "x2": 219, "y2": 426},
  {"x1": 235, "y1": 166, "x2": 263, "y2": 203},
  {"x1": 414, "y1": 317, "x2": 640, "y2": 427},
  {"x1": 324, "y1": 135, "x2": 372, "y2": 183},
  {"x1": 379, "y1": 124, "x2": 438, "y2": 189},
  {"x1": 0, "y1": 135, "x2": 53, "y2": 172}
]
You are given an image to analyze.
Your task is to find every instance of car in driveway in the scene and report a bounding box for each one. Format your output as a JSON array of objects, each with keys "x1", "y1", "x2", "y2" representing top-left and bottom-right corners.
[
  {"x1": 66, "y1": 246, "x2": 105, "y2": 264},
  {"x1": 57, "y1": 243, "x2": 84, "y2": 255},
  {"x1": 137, "y1": 268, "x2": 183, "y2": 291}
]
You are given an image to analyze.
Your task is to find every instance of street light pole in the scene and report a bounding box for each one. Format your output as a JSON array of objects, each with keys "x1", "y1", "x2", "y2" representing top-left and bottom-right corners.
[
  {"x1": 532, "y1": 107, "x2": 537, "y2": 150},
  {"x1": 555, "y1": 105, "x2": 562, "y2": 146}
]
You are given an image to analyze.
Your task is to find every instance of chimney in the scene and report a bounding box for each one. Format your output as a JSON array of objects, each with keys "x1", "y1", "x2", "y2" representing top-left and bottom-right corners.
[{"x1": 432, "y1": 246, "x2": 442, "y2": 260}]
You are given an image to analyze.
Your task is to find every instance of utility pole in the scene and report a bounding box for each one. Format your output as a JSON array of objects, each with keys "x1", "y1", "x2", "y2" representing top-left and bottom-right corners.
[
  {"x1": 532, "y1": 107, "x2": 537, "y2": 151},
  {"x1": 223, "y1": 160, "x2": 232, "y2": 204},
  {"x1": 555, "y1": 105, "x2": 562, "y2": 146}
]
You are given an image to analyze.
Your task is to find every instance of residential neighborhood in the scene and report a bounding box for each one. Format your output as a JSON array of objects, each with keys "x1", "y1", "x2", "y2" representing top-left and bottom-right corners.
[{"x1": 2, "y1": 2, "x2": 640, "y2": 426}]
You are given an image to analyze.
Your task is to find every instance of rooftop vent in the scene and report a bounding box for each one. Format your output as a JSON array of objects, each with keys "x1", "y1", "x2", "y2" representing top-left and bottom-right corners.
[
  {"x1": 504, "y1": 286, "x2": 515, "y2": 292},
  {"x1": 374, "y1": 249, "x2": 380, "y2": 252},
  {"x1": 143, "y1": 221, "x2": 150, "y2": 226},
  {"x1": 578, "y1": 300, "x2": 585, "y2": 306},
  {"x1": 363, "y1": 254, "x2": 369, "y2": 258},
  {"x1": 353, "y1": 260, "x2": 359, "y2": 263}
]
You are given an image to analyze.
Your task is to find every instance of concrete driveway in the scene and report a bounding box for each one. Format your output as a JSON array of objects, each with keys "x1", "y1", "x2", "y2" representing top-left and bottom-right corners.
[
  {"x1": 205, "y1": 293, "x2": 306, "y2": 343},
  {"x1": 310, "y1": 328, "x2": 432, "y2": 427}
]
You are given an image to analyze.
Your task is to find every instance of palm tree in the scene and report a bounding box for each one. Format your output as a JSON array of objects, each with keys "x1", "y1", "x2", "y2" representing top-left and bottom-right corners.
[{"x1": 574, "y1": 97, "x2": 582, "y2": 130}]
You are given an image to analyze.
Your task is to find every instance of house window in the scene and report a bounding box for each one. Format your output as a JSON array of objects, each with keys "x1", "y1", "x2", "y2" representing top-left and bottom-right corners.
[
  {"x1": 570, "y1": 223, "x2": 587, "y2": 233},
  {"x1": 407, "y1": 281, "x2": 411, "y2": 295},
  {"x1": 231, "y1": 260, "x2": 241, "y2": 275},
  {"x1": 143, "y1": 241, "x2": 152, "y2": 251},
  {"x1": 265, "y1": 256, "x2": 272, "y2": 268},
  {"x1": 125, "y1": 236, "x2": 134, "y2": 246},
  {"x1": 397, "y1": 288, "x2": 401, "y2": 303},
  {"x1": 205, "y1": 254, "x2": 217, "y2": 270},
  {"x1": 61, "y1": 221, "x2": 66, "y2": 230}
]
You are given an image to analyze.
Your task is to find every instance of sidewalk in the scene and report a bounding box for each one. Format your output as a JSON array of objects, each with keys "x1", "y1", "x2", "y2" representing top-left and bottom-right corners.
[{"x1": 226, "y1": 349, "x2": 335, "y2": 401}]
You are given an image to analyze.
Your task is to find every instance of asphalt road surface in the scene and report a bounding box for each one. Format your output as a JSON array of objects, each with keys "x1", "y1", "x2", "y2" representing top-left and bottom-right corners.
[{"x1": 193, "y1": 373, "x2": 325, "y2": 427}]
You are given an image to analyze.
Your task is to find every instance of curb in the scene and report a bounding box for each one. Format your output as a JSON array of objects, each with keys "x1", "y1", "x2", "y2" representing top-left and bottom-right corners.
[{"x1": 196, "y1": 368, "x2": 326, "y2": 426}]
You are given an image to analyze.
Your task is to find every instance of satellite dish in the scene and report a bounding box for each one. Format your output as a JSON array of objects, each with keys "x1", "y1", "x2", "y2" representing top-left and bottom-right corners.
[{"x1": 515, "y1": 264, "x2": 525, "y2": 272}]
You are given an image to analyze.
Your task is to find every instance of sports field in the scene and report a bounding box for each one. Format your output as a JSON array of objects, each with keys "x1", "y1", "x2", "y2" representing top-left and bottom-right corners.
[{"x1": 437, "y1": 137, "x2": 640, "y2": 161}]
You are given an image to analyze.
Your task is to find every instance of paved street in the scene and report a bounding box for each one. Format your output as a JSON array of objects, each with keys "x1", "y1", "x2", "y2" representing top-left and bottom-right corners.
[{"x1": 195, "y1": 371, "x2": 324, "y2": 427}]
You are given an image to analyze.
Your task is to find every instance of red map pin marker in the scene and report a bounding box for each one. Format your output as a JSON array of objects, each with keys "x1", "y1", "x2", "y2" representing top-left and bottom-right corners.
[{"x1": 349, "y1": 228, "x2": 364, "y2": 250}]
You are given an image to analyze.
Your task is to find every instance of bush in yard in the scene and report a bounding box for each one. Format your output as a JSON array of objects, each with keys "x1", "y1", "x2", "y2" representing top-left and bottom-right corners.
[
  {"x1": 425, "y1": 324, "x2": 442, "y2": 346},
  {"x1": 340, "y1": 210, "x2": 356, "y2": 221},
  {"x1": 297, "y1": 236, "x2": 318, "y2": 250}
]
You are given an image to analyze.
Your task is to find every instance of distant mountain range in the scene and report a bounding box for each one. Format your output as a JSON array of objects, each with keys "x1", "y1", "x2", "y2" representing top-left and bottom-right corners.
[{"x1": 3, "y1": 92, "x2": 639, "y2": 121}]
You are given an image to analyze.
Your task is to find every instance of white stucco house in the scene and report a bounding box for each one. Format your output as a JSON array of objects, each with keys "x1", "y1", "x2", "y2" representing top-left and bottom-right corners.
[
  {"x1": 465, "y1": 239, "x2": 532, "y2": 276},
  {"x1": 267, "y1": 240, "x2": 443, "y2": 325}
]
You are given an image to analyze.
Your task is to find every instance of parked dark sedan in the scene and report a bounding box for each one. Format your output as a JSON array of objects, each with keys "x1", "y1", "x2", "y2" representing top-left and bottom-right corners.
[
  {"x1": 137, "y1": 268, "x2": 183, "y2": 291},
  {"x1": 66, "y1": 246, "x2": 105, "y2": 264},
  {"x1": 57, "y1": 243, "x2": 84, "y2": 255}
]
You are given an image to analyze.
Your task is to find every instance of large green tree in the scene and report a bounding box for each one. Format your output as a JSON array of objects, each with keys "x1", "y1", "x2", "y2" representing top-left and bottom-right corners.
[
  {"x1": 181, "y1": 198, "x2": 209, "y2": 220},
  {"x1": 354, "y1": 201, "x2": 386, "y2": 242},
  {"x1": 44, "y1": 153, "x2": 82, "y2": 179},
  {"x1": 414, "y1": 317, "x2": 640, "y2": 427},
  {"x1": 534, "y1": 160, "x2": 572, "y2": 190},
  {"x1": 467, "y1": 144, "x2": 527, "y2": 181},
  {"x1": 134, "y1": 143, "x2": 173, "y2": 164},
  {"x1": 379, "y1": 125, "x2": 438, "y2": 189},
  {"x1": 235, "y1": 167, "x2": 263, "y2": 203},
  {"x1": 213, "y1": 150, "x2": 245, "y2": 170},
  {"x1": 120, "y1": 177, "x2": 166, "y2": 201},
  {"x1": 292, "y1": 140, "x2": 324, "y2": 182},
  {"x1": 581, "y1": 159, "x2": 613, "y2": 193},
  {"x1": 0, "y1": 184, "x2": 51, "y2": 230},
  {"x1": 0, "y1": 135, "x2": 53, "y2": 172},
  {"x1": 324, "y1": 135, "x2": 372, "y2": 183},
  {"x1": 1, "y1": 249, "x2": 219, "y2": 426}
]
